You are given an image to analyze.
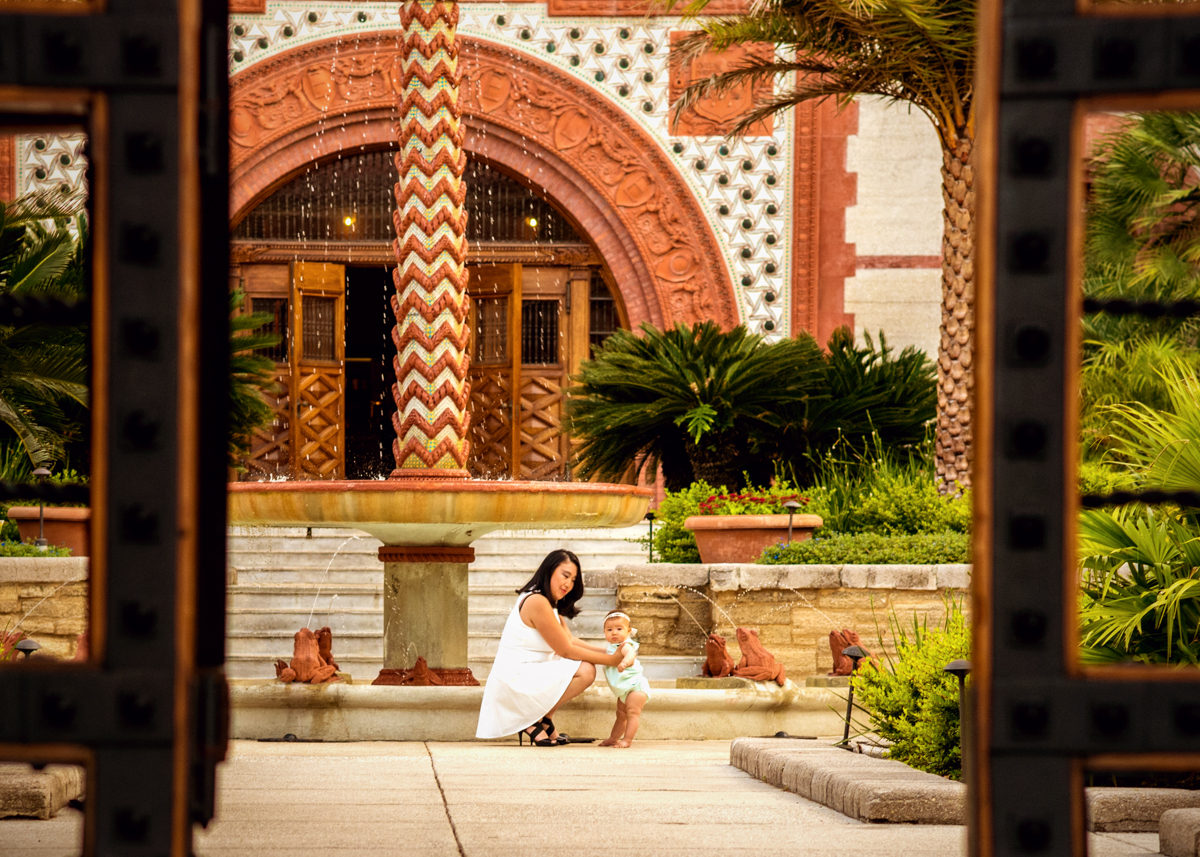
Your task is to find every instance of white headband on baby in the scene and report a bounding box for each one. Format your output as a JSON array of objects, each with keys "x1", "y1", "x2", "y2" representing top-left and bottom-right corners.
[{"x1": 604, "y1": 611, "x2": 637, "y2": 638}]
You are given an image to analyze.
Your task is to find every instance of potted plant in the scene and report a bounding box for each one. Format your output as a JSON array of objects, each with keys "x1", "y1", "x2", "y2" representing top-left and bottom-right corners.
[{"x1": 684, "y1": 487, "x2": 823, "y2": 564}]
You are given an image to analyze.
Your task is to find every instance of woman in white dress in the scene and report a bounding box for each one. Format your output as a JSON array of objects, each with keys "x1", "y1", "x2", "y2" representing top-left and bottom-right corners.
[{"x1": 476, "y1": 549, "x2": 623, "y2": 745}]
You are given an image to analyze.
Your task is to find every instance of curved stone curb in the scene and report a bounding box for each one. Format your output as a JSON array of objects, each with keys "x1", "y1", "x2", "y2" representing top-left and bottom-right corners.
[
  {"x1": 733, "y1": 737, "x2": 1200, "y2": 829},
  {"x1": 731, "y1": 737, "x2": 965, "y2": 824},
  {"x1": 1160, "y1": 808, "x2": 1200, "y2": 857},
  {"x1": 0, "y1": 763, "x2": 85, "y2": 820}
]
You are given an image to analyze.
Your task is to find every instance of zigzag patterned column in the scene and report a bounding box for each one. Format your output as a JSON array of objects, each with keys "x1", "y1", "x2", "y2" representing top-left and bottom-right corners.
[{"x1": 390, "y1": 0, "x2": 471, "y2": 479}]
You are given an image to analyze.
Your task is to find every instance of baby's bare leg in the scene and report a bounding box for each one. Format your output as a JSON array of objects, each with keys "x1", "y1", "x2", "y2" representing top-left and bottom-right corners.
[
  {"x1": 614, "y1": 691, "x2": 648, "y2": 748},
  {"x1": 599, "y1": 699, "x2": 628, "y2": 747}
]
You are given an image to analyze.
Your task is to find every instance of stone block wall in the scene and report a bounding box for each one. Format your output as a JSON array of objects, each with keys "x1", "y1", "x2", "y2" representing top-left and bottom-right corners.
[
  {"x1": 614, "y1": 563, "x2": 970, "y2": 679},
  {"x1": 0, "y1": 558, "x2": 89, "y2": 659}
]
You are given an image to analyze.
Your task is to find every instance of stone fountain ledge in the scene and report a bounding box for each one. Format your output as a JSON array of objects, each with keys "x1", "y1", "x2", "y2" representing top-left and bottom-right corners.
[
  {"x1": 228, "y1": 680, "x2": 847, "y2": 742},
  {"x1": 0, "y1": 557, "x2": 89, "y2": 659},
  {"x1": 606, "y1": 562, "x2": 971, "y2": 590},
  {"x1": 610, "y1": 563, "x2": 971, "y2": 678},
  {"x1": 732, "y1": 737, "x2": 1200, "y2": 833}
]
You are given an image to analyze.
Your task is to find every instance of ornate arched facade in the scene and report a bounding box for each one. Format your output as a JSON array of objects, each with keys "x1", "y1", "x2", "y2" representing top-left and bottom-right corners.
[{"x1": 228, "y1": 32, "x2": 738, "y2": 330}]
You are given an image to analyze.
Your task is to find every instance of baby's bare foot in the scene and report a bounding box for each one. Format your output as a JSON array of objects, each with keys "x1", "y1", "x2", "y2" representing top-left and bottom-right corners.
[
  {"x1": 614, "y1": 739, "x2": 632, "y2": 748},
  {"x1": 599, "y1": 738, "x2": 618, "y2": 746}
]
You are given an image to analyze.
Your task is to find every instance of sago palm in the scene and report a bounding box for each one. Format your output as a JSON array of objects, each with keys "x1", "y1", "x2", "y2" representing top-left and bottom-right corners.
[
  {"x1": 800, "y1": 327, "x2": 936, "y2": 467},
  {"x1": 565, "y1": 321, "x2": 826, "y2": 489},
  {"x1": 669, "y1": 0, "x2": 976, "y2": 493},
  {"x1": 229, "y1": 289, "x2": 281, "y2": 469}
]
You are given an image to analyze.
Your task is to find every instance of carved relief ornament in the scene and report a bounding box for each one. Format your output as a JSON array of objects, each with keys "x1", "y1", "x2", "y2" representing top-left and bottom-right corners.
[{"x1": 229, "y1": 33, "x2": 737, "y2": 329}]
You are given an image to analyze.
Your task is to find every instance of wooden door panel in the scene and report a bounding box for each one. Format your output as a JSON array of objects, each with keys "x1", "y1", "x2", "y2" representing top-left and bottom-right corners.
[
  {"x1": 245, "y1": 368, "x2": 291, "y2": 477},
  {"x1": 468, "y1": 369, "x2": 513, "y2": 478},
  {"x1": 518, "y1": 371, "x2": 566, "y2": 480},
  {"x1": 291, "y1": 261, "x2": 345, "y2": 479}
]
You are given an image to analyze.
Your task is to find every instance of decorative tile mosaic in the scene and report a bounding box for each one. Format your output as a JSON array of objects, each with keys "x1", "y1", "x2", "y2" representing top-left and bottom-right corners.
[
  {"x1": 227, "y1": 2, "x2": 793, "y2": 335},
  {"x1": 17, "y1": 133, "x2": 89, "y2": 199}
]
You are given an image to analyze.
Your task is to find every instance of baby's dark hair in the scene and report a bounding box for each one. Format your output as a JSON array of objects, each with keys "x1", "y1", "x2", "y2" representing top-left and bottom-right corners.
[{"x1": 517, "y1": 549, "x2": 584, "y2": 619}]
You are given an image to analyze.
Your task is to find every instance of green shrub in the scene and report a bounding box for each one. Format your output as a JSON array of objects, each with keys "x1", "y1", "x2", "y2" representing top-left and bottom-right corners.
[
  {"x1": 853, "y1": 602, "x2": 970, "y2": 779},
  {"x1": 1077, "y1": 459, "x2": 1138, "y2": 497},
  {"x1": 759, "y1": 531, "x2": 969, "y2": 565},
  {"x1": 0, "y1": 541, "x2": 71, "y2": 557},
  {"x1": 649, "y1": 480, "x2": 714, "y2": 563},
  {"x1": 801, "y1": 437, "x2": 969, "y2": 535}
]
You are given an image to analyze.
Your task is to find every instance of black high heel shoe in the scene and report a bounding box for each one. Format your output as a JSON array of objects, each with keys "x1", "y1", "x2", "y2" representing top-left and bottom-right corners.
[
  {"x1": 518, "y1": 720, "x2": 556, "y2": 747},
  {"x1": 541, "y1": 716, "x2": 570, "y2": 745}
]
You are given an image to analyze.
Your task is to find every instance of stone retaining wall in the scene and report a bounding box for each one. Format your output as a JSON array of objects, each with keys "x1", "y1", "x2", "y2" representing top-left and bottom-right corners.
[
  {"x1": 0, "y1": 558, "x2": 89, "y2": 658},
  {"x1": 611, "y1": 563, "x2": 970, "y2": 678}
]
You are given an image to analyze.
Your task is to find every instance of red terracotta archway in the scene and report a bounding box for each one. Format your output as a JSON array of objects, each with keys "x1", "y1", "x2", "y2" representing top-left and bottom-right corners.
[{"x1": 228, "y1": 33, "x2": 738, "y2": 329}]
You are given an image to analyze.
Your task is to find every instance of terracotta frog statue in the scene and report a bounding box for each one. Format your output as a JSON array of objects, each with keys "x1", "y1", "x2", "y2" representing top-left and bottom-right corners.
[
  {"x1": 828, "y1": 628, "x2": 868, "y2": 676},
  {"x1": 702, "y1": 632, "x2": 735, "y2": 678},
  {"x1": 275, "y1": 627, "x2": 339, "y2": 683},
  {"x1": 315, "y1": 626, "x2": 339, "y2": 672},
  {"x1": 732, "y1": 627, "x2": 786, "y2": 686}
]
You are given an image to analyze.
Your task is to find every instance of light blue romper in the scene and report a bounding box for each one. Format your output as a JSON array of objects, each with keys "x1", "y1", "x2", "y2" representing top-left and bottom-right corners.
[{"x1": 604, "y1": 640, "x2": 652, "y2": 703}]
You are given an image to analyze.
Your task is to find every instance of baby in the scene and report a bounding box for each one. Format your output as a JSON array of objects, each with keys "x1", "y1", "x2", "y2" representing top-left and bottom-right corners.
[{"x1": 599, "y1": 610, "x2": 651, "y2": 748}]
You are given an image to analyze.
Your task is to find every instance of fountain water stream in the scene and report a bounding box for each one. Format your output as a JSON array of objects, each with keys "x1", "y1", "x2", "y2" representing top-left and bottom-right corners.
[{"x1": 228, "y1": 1, "x2": 650, "y2": 684}]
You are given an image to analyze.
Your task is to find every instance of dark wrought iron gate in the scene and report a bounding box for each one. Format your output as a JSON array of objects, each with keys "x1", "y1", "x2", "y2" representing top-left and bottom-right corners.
[
  {"x1": 976, "y1": 3, "x2": 1200, "y2": 857},
  {"x1": 0, "y1": 2, "x2": 230, "y2": 854}
]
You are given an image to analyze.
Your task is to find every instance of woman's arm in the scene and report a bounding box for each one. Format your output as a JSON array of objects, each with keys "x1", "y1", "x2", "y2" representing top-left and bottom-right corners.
[
  {"x1": 521, "y1": 595, "x2": 622, "y2": 665},
  {"x1": 560, "y1": 617, "x2": 611, "y2": 655}
]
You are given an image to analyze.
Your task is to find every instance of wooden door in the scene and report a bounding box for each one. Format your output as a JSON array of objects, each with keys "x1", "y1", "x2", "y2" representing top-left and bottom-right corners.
[
  {"x1": 467, "y1": 264, "x2": 519, "y2": 477},
  {"x1": 290, "y1": 261, "x2": 345, "y2": 479},
  {"x1": 516, "y1": 267, "x2": 568, "y2": 480}
]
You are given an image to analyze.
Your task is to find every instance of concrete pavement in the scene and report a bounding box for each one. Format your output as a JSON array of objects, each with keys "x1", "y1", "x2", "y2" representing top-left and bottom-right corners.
[{"x1": 2, "y1": 740, "x2": 1165, "y2": 857}]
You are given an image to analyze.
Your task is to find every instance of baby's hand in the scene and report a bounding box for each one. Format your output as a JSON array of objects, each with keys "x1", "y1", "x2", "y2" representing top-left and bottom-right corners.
[{"x1": 617, "y1": 654, "x2": 635, "y2": 671}]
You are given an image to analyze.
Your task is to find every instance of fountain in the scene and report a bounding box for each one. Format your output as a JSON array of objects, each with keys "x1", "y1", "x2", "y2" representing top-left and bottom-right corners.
[{"x1": 227, "y1": 1, "x2": 650, "y2": 685}]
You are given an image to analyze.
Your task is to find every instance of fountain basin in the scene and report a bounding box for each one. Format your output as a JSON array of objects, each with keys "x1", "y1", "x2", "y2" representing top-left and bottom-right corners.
[
  {"x1": 227, "y1": 478, "x2": 652, "y2": 677},
  {"x1": 228, "y1": 479, "x2": 651, "y2": 545}
]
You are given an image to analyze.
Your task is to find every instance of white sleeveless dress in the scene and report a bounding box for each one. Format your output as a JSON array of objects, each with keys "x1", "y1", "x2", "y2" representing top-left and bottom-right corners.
[{"x1": 475, "y1": 593, "x2": 581, "y2": 739}]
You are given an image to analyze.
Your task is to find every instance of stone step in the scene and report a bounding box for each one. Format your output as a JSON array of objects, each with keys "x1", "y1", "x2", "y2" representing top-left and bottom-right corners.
[
  {"x1": 233, "y1": 567, "x2": 385, "y2": 585},
  {"x1": 227, "y1": 608, "x2": 384, "y2": 635},
  {"x1": 466, "y1": 609, "x2": 612, "y2": 638},
  {"x1": 467, "y1": 654, "x2": 703, "y2": 684},
  {"x1": 225, "y1": 653, "x2": 383, "y2": 681},
  {"x1": 228, "y1": 629, "x2": 385, "y2": 658},
  {"x1": 228, "y1": 584, "x2": 384, "y2": 612}
]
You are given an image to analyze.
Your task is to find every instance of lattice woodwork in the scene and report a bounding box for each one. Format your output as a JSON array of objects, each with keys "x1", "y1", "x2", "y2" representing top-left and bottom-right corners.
[
  {"x1": 293, "y1": 368, "x2": 343, "y2": 478},
  {"x1": 467, "y1": 368, "x2": 512, "y2": 478},
  {"x1": 244, "y1": 367, "x2": 291, "y2": 478},
  {"x1": 518, "y1": 370, "x2": 567, "y2": 481}
]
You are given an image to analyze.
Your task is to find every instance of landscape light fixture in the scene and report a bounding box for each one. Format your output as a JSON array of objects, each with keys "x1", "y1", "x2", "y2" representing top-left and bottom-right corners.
[
  {"x1": 840, "y1": 645, "x2": 868, "y2": 745},
  {"x1": 783, "y1": 499, "x2": 802, "y2": 542},
  {"x1": 32, "y1": 467, "x2": 51, "y2": 548},
  {"x1": 14, "y1": 638, "x2": 41, "y2": 658},
  {"x1": 645, "y1": 511, "x2": 656, "y2": 563},
  {"x1": 943, "y1": 658, "x2": 972, "y2": 749}
]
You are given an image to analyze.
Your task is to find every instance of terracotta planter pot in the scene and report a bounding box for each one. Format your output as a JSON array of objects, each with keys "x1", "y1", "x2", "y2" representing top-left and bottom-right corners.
[
  {"x1": 6, "y1": 506, "x2": 90, "y2": 556},
  {"x1": 684, "y1": 513, "x2": 823, "y2": 564}
]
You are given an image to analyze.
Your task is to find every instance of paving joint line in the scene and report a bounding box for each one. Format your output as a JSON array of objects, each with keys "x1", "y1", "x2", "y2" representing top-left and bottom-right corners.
[{"x1": 424, "y1": 742, "x2": 466, "y2": 857}]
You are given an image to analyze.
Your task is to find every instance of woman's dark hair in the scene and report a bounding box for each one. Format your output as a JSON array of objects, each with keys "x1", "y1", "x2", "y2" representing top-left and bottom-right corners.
[{"x1": 517, "y1": 548, "x2": 584, "y2": 619}]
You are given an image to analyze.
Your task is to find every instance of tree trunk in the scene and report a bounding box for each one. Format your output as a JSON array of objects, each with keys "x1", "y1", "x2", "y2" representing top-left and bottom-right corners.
[
  {"x1": 937, "y1": 136, "x2": 974, "y2": 494},
  {"x1": 685, "y1": 432, "x2": 744, "y2": 491}
]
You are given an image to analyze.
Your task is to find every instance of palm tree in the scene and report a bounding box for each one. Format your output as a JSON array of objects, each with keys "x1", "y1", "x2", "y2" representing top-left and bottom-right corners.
[
  {"x1": 1080, "y1": 111, "x2": 1200, "y2": 464},
  {"x1": 565, "y1": 321, "x2": 827, "y2": 489},
  {"x1": 668, "y1": 0, "x2": 976, "y2": 493},
  {"x1": 0, "y1": 190, "x2": 89, "y2": 473}
]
